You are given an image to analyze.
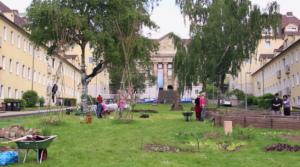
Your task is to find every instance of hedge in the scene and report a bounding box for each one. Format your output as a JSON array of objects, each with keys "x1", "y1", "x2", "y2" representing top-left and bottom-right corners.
[
  {"x1": 22, "y1": 90, "x2": 38, "y2": 107},
  {"x1": 252, "y1": 97, "x2": 258, "y2": 105},
  {"x1": 64, "y1": 98, "x2": 77, "y2": 104},
  {"x1": 4, "y1": 98, "x2": 27, "y2": 110},
  {"x1": 262, "y1": 93, "x2": 274, "y2": 100},
  {"x1": 264, "y1": 99, "x2": 272, "y2": 109},
  {"x1": 257, "y1": 99, "x2": 264, "y2": 108},
  {"x1": 247, "y1": 95, "x2": 255, "y2": 106}
]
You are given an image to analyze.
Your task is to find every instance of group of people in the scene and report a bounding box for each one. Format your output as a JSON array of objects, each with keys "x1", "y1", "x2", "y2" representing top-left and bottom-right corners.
[
  {"x1": 194, "y1": 93, "x2": 206, "y2": 122},
  {"x1": 271, "y1": 93, "x2": 293, "y2": 116},
  {"x1": 96, "y1": 95, "x2": 125, "y2": 118}
]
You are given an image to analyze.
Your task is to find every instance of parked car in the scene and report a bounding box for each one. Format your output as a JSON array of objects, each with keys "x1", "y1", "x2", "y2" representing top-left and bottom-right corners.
[
  {"x1": 221, "y1": 99, "x2": 232, "y2": 107},
  {"x1": 181, "y1": 98, "x2": 193, "y2": 103},
  {"x1": 138, "y1": 98, "x2": 158, "y2": 103},
  {"x1": 105, "y1": 99, "x2": 115, "y2": 104}
]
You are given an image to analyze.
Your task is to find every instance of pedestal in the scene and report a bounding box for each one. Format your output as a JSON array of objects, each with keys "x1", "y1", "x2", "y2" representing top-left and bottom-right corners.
[
  {"x1": 170, "y1": 93, "x2": 183, "y2": 111},
  {"x1": 224, "y1": 121, "x2": 232, "y2": 135}
]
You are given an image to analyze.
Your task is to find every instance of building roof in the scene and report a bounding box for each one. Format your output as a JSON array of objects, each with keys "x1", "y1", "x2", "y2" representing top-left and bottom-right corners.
[
  {"x1": 64, "y1": 55, "x2": 78, "y2": 59},
  {"x1": 152, "y1": 32, "x2": 191, "y2": 44},
  {"x1": 274, "y1": 45, "x2": 284, "y2": 52},
  {"x1": 282, "y1": 12, "x2": 300, "y2": 29},
  {"x1": 0, "y1": 1, "x2": 27, "y2": 27},
  {"x1": 259, "y1": 54, "x2": 274, "y2": 59}
]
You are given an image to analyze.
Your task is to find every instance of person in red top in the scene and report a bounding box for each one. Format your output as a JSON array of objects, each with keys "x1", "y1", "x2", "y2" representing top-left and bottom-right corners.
[
  {"x1": 97, "y1": 95, "x2": 103, "y2": 103},
  {"x1": 194, "y1": 95, "x2": 201, "y2": 121},
  {"x1": 200, "y1": 93, "x2": 206, "y2": 122}
]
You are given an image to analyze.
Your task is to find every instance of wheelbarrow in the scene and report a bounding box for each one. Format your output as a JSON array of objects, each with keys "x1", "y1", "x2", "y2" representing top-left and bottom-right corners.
[
  {"x1": 1, "y1": 135, "x2": 57, "y2": 164},
  {"x1": 182, "y1": 111, "x2": 194, "y2": 121}
]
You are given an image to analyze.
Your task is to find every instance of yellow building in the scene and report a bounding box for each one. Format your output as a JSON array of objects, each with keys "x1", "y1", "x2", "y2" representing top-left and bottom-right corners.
[
  {"x1": 0, "y1": 2, "x2": 82, "y2": 106},
  {"x1": 252, "y1": 23, "x2": 300, "y2": 107},
  {"x1": 229, "y1": 12, "x2": 300, "y2": 100}
]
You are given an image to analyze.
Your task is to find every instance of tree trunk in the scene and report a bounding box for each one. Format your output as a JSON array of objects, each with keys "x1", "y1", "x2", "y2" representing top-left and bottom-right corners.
[
  {"x1": 217, "y1": 74, "x2": 222, "y2": 108},
  {"x1": 80, "y1": 44, "x2": 88, "y2": 114}
]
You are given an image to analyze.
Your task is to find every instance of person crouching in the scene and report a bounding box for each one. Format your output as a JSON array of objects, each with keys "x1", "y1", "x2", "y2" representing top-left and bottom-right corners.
[{"x1": 101, "y1": 103, "x2": 110, "y2": 118}]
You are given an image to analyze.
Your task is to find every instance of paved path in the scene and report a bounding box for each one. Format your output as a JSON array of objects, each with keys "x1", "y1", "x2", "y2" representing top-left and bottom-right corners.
[{"x1": 0, "y1": 107, "x2": 74, "y2": 120}]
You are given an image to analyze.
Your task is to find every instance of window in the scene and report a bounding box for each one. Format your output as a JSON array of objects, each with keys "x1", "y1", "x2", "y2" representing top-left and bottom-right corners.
[
  {"x1": 17, "y1": 35, "x2": 20, "y2": 48},
  {"x1": 288, "y1": 77, "x2": 290, "y2": 88},
  {"x1": 89, "y1": 42, "x2": 93, "y2": 49},
  {"x1": 69, "y1": 44, "x2": 74, "y2": 50},
  {"x1": 296, "y1": 49, "x2": 299, "y2": 62},
  {"x1": 292, "y1": 75, "x2": 295, "y2": 87},
  {"x1": 168, "y1": 70, "x2": 172, "y2": 75},
  {"x1": 282, "y1": 58, "x2": 285, "y2": 69},
  {"x1": 0, "y1": 85, "x2": 4, "y2": 99},
  {"x1": 47, "y1": 76, "x2": 50, "y2": 86},
  {"x1": 278, "y1": 61, "x2": 280, "y2": 70},
  {"x1": 291, "y1": 52, "x2": 294, "y2": 64},
  {"x1": 158, "y1": 64, "x2": 162, "y2": 68},
  {"x1": 285, "y1": 39, "x2": 288, "y2": 47},
  {"x1": 22, "y1": 65, "x2": 25, "y2": 78},
  {"x1": 28, "y1": 68, "x2": 31, "y2": 80},
  {"x1": 43, "y1": 75, "x2": 45, "y2": 85},
  {"x1": 3, "y1": 26, "x2": 7, "y2": 40},
  {"x1": 8, "y1": 87, "x2": 11, "y2": 98},
  {"x1": 33, "y1": 70, "x2": 36, "y2": 82},
  {"x1": 195, "y1": 90, "x2": 199, "y2": 94},
  {"x1": 38, "y1": 72, "x2": 41, "y2": 84},
  {"x1": 52, "y1": 58, "x2": 55, "y2": 68},
  {"x1": 297, "y1": 73, "x2": 299, "y2": 86},
  {"x1": 2, "y1": 56, "x2": 6, "y2": 70},
  {"x1": 15, "y1": 89, "x2": 18, "y2": 99},
  {"x1": 266, "y1": 41, "x2": 270, "y2": 49},
  {"x1": 44, "y1": 52, "x2": 47, "y2": 63},
  {"x1": 29, "y1": 43, "x2": 32, "y2": 55},
  {"x1": 39, "y1": 50, "x2": 42, "y2": 61},
  {"x1": 266, "y1": 69, "x2": 268, "y2": 78},
  {"x1": 287, "y1": 55, "x2": 289, "y2": 65},
  {"x1": 275, "y1": 63, "x2": 277, "y2": 72},
  {"x1": 88, "y1": 57, "x2": 93, "y2": 64},
  {"x1": 16, "y1": 62, "x2": 19, "y2": 75},
  {"x1": 23, "y1": 39, "x2": 27, "y2": 52},
  {"x1": 10, "y1": 31, "x2": 14, "y2": 44},
  {"x1": 34, "y1": 47, "x2": 38, "y2": 58},
  {"x1": 9, "y1": 59, "x2": 12, "y2": 73},
  {"x1": 245, "y1": 59, "x2": 250, "y2": 64},
  {"x1": 168, "y1": 64, "x2": 172, "y2": 68},
  {"x1": 298, "y1": 97, "x2": 300, "y2": 105}
]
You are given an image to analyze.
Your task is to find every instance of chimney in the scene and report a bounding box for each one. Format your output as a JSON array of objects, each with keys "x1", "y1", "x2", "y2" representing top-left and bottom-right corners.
[
  {"x1": 287, "y1": 12, "x2": 293, "y2": 16},
  {"x1": 22, "y1": 16, "x2": 27, "y2": 22},
  {"x1": 12, "y1": 10, "x2": 19, "y2": 15}
]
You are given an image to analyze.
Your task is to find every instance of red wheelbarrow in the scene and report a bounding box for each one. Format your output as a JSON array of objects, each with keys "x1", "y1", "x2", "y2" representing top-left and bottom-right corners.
[{"x1": 1, "y1": 135, "x2": 57, "y2": 164}]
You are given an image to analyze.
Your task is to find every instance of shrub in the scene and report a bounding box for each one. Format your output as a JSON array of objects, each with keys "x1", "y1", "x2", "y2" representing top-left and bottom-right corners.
[
  {"x1": 252, "y1": 97, "x2": 258, "y2": 105},
  {"x1": 22, "y1": 90, "x2": 38, "y2": 107},
  {"x1": 258, "y1": 99, "x2": 264, "y2": 108},
  {"x1": 247, "y1": 95, "x2": 255, "y2": 106},
  {"x1": 226, "y1": 89, "x2": 245, "y2": 100},
  {"x1": 264, "y1": 99, "x2": 272, "y2": 109},
  {"x1": 262, "y1": 93, "x2": 274, "y2": 100},
  {"x1": 4, "y1": 98, "x2": 26, "y2": 110},
  {"x1": 64, "y1": 98, "x2": 77, "y2": 106},
  {"x1": 38, "y1": 96, "x2": 45, "y2": 105}
]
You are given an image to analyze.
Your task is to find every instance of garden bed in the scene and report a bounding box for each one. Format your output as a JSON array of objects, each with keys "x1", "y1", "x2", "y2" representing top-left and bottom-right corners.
[
  {"x1": 132, "y1": 109, "x2": 158, "y2": 113},
  {"x1": 143, "y1": 143, "x2": 195, "y2": 153}
]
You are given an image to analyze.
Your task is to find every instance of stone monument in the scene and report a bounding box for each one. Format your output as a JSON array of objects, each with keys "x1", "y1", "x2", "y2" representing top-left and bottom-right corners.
[{"x1": 170, "y1": 93, "x2": 183, "y2": 111}]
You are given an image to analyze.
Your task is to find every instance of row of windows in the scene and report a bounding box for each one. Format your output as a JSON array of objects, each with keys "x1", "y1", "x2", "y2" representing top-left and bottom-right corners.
[{"x1": 0, "y1": 85, "x2": 23, "y2": 99}]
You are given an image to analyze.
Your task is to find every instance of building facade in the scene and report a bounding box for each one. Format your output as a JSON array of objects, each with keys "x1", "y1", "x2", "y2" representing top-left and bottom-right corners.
[
  {"x1": 0, "y1": 2, "x2": 82, "y2": 106},
  {"x1": 229, "y1": 12, "x2": 300, "y2": 105}
]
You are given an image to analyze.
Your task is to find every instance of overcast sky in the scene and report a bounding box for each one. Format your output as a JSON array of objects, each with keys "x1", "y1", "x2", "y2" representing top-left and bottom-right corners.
[{"x1": 2, "y1": 0, "x2": 300, "y2": 39}]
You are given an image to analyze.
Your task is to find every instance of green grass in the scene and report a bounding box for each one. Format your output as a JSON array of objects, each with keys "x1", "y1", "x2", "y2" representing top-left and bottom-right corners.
[{"x1": 1, "y1": 104, "x2": 300, "y2": 166}]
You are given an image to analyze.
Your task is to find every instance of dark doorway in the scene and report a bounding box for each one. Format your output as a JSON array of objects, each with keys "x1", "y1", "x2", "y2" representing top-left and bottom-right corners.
[{"x1": 167, "y1": 85, "x2": 173, "y2": 90}]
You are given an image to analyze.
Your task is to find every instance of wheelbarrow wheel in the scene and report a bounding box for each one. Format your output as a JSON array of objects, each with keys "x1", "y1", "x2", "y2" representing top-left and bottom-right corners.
[{"x1": 38, "y1": 149, "x2": 47, "y2": 161}]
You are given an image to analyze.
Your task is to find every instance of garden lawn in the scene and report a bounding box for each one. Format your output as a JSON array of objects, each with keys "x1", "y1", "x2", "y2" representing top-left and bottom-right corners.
[{"x1": 1, "y1": 103, "x2": 300, "y2": 167}]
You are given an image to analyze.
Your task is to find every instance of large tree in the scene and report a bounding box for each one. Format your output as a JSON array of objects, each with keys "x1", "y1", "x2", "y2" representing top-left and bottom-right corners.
[
  {"x1": 24, "y1": 0, "x2": 160, "y2": 113},
  {"x1": 171, "y1": 0, "x2": 281, "y2": 107}
]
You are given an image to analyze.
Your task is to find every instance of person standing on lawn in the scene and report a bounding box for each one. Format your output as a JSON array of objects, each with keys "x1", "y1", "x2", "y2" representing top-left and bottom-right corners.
[
  {"x1": 271, "y1": 93, "x2": 282, "y2": 115},
  {"x1": 97, "y1": 95, "x2": 103, "y2": 103},
  {"x1": 283, "y1": 95, "x2": 292, "y2": 116},
  {"x1": 97, "y1": 102, "x2": 102, "y2": 118},
  {"x1": 194, "y1": 95, "x2": 201, "y2": 121},
  {"x1": 200, "y1": 93, "x2": 206, "y2": 122},
  {"x1": 118, "y1": 100, "x2": 125, "y2": 118}
]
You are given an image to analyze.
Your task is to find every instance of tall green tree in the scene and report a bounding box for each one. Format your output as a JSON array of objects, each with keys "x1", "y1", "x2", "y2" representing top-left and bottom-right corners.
[
  {"x1": 24, "y1": 0, "x2": 160, "y2": 113},
  {"x1": 171, "y1": 0, "x2": 281, "y2": 107}
]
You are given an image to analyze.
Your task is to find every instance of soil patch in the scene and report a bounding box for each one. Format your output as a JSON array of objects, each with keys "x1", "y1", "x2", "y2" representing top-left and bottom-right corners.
[
  {"x1": 203, "y1": 132, "x2": 221, "y2": 139},
  {"x1": 280, "y1": 134, "x2": 300, "y2": 142},
  {"x1": 142, "y1": 143, "x2": 195, "y2": 153},
  {"x1": 0, "y1": 146, "x2": 19, "y2": 153},
  {"x1": 132, "y1": 109, "x2": 158, "y2": 113}
]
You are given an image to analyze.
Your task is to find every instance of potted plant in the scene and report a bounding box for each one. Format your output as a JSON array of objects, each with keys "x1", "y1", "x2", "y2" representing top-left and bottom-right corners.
[{"x1": 38, "y1": 96, "x2": 45, "y2": 107}]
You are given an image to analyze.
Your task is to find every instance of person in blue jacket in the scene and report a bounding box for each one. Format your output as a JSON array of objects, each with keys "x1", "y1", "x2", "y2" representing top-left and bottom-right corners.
[{"x1": 97, "y1": 102, "x2": 102, "y2": 118}]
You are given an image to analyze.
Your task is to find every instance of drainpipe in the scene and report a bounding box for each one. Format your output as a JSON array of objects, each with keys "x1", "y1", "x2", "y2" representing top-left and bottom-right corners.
[
  {"x1": 31, "y1": 51, "x2": 34, "y2": 90},
  {"x1": 262, "y1": 70, "x2": 265, "y2": 94},
  {"x1": 74, "y1": 69, "x2": 75, "y2": 98}
]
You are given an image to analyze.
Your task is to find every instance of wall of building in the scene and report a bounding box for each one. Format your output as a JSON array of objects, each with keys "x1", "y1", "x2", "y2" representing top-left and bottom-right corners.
[{"x1": 0, "y1": 14, "x2": 81, "y2": 106}]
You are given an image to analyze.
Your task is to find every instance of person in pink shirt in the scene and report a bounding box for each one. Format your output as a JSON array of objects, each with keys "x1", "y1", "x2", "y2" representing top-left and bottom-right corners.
[
  {"x1": 200, "y1": 93, "x2": 206, "y2": 122},
  {"x1": 101, "y1": 103, "x2": 109, "y2": 118},
  {"x1": 118, "y1": 100, "x2": 125, "y2": 117}
]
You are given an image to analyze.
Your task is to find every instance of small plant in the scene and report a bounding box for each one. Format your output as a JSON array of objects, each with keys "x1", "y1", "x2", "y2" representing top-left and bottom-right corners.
[
  {"x1": 41, "y1": 126, "x2": 52, "y2": 136},
  {"x1": 247, "y1": 125, "x2": 254, "y2": 139},
  {"x1": 22, "y1": 90, "x2": 39, "y2": 107},
  {"x1": 38, "y1": 96, "x2": 45, "y2": 106}
]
